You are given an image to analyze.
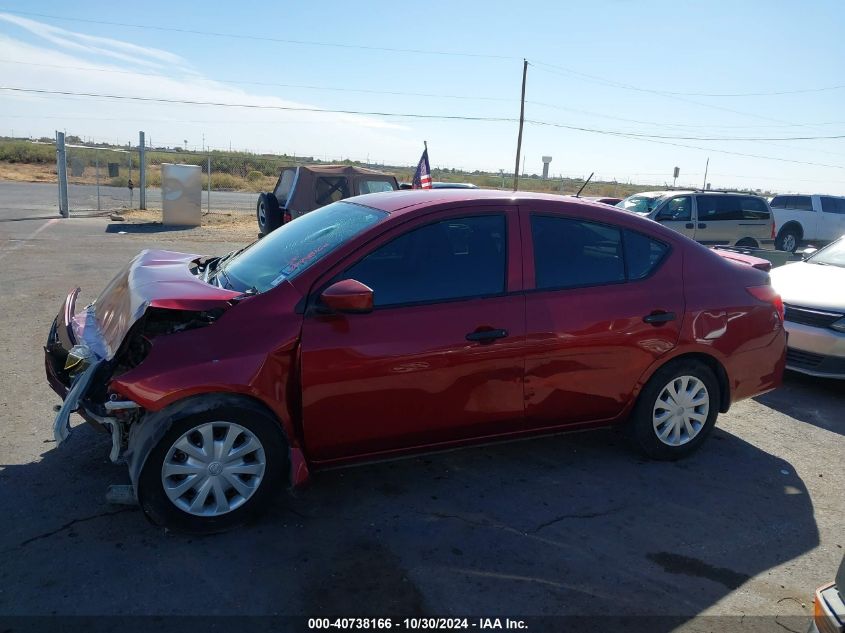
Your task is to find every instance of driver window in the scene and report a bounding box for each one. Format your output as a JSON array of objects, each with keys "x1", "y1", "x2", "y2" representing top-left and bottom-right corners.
[{"x1": 655, "y1": 196, "x2": 692, "y2": 222}]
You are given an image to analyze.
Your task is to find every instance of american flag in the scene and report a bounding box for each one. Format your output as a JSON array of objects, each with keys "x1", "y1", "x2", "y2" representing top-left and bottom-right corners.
[{"x1": 412, "y1": 147, "x2": 432, "y2": 189}]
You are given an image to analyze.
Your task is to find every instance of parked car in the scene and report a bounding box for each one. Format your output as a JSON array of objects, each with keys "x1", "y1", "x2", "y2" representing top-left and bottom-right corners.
[
  {"x1": 584, "y1": 196, "x2": 623, "y2": 206},
  {"x1": 46, "y1": 191, "x2": 786, "y2": 531},
  {"x1": 769, "y1": 235, "x2": 845, "y2": 378},
  {"x1": 256, "y1": 165, "x2": 398, "y2": 235},
  {"x1": 617, "y1": 190, "x2": 776, "y2": 248},
  {"x1": 808, "y1": 554, "x2": 844, "y2": 633},
  {"x1": 770, "y1": 193, "x2": 845, "y2": 252}
]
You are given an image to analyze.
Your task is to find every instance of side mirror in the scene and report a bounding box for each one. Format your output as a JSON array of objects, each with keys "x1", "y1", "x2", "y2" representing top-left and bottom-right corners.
[
  {"x1": 320, "y1": 279, "x2": 374, "y2": 314},
  {"x1": 801, "y1": 247, "x2": 818, "y2": 260}
]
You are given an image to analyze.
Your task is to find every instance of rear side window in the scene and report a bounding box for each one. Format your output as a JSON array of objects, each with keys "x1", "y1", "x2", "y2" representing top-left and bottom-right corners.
[
  {"x1": 315, "y1": 177, "x2": 350, "y2": 206},
  {"x1": 820, "y1": 197, "x2": 845, "y2": 214},
  {"x1": 696, "y1": 195, "x2": 743, "y2": 221},
  {"x1": 738, "y1": 197, "x2": 770, "y2": 220},
  {"x1": 531, "y1": 216, "x2": 669, "y2": 289},
  {"x1": 773, "y1": 195, "x2": 813, "y2": 211},
  {"x1": 343, "y1": 215, "x2": 506, "y2": 307},
  {"x1": 358, "y1": 179, "x2": 396, "y2": 194},
  {"x1": 624, "y1": 230, "x2": 670, "y2": 280}
]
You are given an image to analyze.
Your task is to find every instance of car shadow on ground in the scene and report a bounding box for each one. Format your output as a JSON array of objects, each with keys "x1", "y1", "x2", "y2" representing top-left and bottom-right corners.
[
  {"x1": 754, "y1": 371, "x2": 844, "y2": 436},
  {"x1": 0, "y1": 421, "x2": 818, "y2": 631}
]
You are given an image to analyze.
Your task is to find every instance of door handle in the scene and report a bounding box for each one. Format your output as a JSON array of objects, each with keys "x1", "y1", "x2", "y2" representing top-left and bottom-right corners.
[
  {"x1": 466, "y1": 328, "x2": 508, "y2": 343},
  {"x1": 643, "y1": 311, "x2": 676, "y2": 325},
  {"x1": 698, "y1": 223, "x2": 707, "y2": 229},
  {"x1": 685, "y1": 223, "x2": 694, "y2": 229}
]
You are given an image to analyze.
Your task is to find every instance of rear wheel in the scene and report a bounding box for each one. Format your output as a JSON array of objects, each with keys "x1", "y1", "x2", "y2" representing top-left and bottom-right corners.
[
  {"x1": 138, "y1": 403, "x2": 287, "y2": 533},
  {"x1": 628, "y1": 360, "x2": 719, "y2": 460},
  {"x1": 256, "y1": 193, "x2": 281, "y2": 236},
  {"x1": 776, "y1": 227, "x2": 800, "y2": 252}
]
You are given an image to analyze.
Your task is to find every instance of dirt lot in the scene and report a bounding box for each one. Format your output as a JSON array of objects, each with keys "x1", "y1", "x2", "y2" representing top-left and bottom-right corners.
[{"x1": 0, "y1": 187, "x2": 842, "y2": 631}]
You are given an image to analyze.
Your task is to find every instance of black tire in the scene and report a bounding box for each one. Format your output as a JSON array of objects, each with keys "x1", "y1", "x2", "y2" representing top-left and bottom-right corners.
[
  {"x1": 138, "y1": 402, "x2": 288, "y2": 533},
  {"x1": 627, "y1": 360, "x2": 720, "y2": 460},
  {"x1": 256, "y1": 193, "x2": 281, "y2": 236},
  {"x1": 775, "y1": 227, "x2": 801, "y2": 253}
]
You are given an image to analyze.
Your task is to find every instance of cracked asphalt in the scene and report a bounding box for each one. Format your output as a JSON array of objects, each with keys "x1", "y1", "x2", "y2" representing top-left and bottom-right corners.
[{"x1": 1, "y1": 182, "x2": 843, "y2": 630}]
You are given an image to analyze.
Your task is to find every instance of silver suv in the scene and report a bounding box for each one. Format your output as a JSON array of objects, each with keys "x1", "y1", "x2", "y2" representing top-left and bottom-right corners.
[{"x1": 617, "y1": 190, "x2": 776, "y2": 248}]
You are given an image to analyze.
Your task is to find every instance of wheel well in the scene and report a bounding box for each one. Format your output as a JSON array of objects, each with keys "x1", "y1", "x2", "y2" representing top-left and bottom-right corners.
[
  {"x1": 656, "y1": 353, "x2": 731, "y2": 413},
  {"x1": 778, "y1": 222, "x2": 803, "y2": 239},
  {"x1": 735, "y1": 238, "x2": 758, "y2": 248}
]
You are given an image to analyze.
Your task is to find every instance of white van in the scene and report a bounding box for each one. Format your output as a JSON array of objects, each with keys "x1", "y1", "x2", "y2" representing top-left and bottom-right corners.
[
  {"x1": 770, "y1": 194, "x2": 845, "y2": 252},
  {"x1": 617, "y1": 191, "x2": 776, "y2": 248}
]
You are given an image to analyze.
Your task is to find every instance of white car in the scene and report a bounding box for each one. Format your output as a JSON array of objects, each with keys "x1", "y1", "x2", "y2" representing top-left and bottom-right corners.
[
  {"x1": 770, "y1": 194, "x2": 845, "y2": 252},
  {"x1": 769, "y1": 236, "x2": 845, "y2": 379}
]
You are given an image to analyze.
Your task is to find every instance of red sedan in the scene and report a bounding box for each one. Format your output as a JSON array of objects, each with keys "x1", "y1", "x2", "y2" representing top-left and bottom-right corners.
[{"x1": 45, "y1": 190, "x2": 786, "y2": 531}]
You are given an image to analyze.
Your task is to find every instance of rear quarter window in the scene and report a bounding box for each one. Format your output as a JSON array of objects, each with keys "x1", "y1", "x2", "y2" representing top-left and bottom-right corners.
[
  {"x1": 624, "y1": 230, "x2": 670, "y2": 280},
  {"x1": 820, "y1": 197, "x2": 845, "y2": 214}
]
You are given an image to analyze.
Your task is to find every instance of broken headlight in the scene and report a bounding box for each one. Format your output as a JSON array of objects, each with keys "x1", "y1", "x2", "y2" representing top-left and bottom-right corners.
[{"x1": 64, "y1": 344, "x2": 94, "y2": 376}]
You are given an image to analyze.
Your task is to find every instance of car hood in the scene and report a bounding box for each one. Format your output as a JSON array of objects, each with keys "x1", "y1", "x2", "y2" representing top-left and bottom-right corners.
[
  {"x1": 769, "y1": 261, "x2": 845, "y2": 311},
  {"x1": 71, "y1": 249, "x2": 241, "y2": 360}
]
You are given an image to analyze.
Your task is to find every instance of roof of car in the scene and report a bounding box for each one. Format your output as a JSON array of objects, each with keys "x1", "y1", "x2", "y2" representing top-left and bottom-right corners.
[
  {"x1": 286, "y1": 164, "x2": 395, "y2": 177},
  {"x1": 349, "y1": 188, "x2": 620, "y2": 215}
]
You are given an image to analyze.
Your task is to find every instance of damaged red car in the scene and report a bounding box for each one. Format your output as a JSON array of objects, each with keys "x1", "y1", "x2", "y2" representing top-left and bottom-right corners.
[{"x1": 45, "y1": 190, "x2": 787, "y2": 532}]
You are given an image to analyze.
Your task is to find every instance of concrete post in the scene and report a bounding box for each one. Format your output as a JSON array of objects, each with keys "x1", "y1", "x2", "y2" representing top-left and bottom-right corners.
[
  {"x1": 139, "y1": 131, "x2": 146, "y2": 210},
  {"x1": 56, "y1": 131, "x2": 69, "y2": 218}
]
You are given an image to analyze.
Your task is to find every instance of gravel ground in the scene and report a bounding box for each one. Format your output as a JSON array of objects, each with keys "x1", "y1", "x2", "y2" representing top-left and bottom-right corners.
[{"x1": 0, "y1": 186, "x2": 842, "y2": 631}]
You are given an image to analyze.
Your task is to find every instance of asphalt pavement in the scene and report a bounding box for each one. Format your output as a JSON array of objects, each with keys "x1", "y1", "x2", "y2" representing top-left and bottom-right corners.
[{"x1": 0, "y1": 180, "x2": 842, "y2": 631}]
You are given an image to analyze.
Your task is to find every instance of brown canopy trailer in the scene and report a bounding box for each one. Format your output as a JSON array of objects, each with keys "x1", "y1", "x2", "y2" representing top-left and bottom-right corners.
[{"x1": 256, "y1": 165, "x2": 399, "y2": 235}]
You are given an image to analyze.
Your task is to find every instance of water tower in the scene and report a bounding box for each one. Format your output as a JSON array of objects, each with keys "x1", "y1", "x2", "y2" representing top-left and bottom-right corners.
[{"x1": 541, "y1": 156, "x2": 552, "y2": 179}]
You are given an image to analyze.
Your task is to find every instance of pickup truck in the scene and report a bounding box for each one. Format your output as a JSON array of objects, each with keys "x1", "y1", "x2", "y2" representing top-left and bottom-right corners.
[{"x1": 771, "y1": 194, "x2": 845, "y2": 252}]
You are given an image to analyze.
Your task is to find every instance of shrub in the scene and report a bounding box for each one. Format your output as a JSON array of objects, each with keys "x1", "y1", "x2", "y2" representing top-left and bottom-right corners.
[{"x1": 246, "y1": 170, "x2": 263, "y2": 182}]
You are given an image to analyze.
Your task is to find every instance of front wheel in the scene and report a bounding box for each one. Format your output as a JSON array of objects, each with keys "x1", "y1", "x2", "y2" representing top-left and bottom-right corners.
[
  {"x1": 627, "y1": 360, "x2": 719, "y2": 460},
  {"x1": 137, "y1": 403, "x2": 288, "y2": 533},
  {"x1": 775, "y1": 228, "x2": 800, "y2": 253}
]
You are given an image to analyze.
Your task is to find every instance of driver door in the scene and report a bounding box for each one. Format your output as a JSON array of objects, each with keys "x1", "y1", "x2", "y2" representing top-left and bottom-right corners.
[
  {"x1": 654, "y1": 195, "x2": 696, "y2": 240},
  {"x1": 298, "y1": 208, "x2": 526, "y2": 462}
]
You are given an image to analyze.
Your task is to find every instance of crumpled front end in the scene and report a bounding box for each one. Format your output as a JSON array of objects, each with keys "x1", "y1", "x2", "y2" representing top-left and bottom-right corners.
[{"x1": 45, "y1": 249, "x2": 241, "y2": 460}]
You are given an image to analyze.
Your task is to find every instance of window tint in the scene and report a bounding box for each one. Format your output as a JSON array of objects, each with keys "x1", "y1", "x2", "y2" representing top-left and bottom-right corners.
[
  {"x1": 315, "y1": 177, "x2": 350, "y2": 205},
  {"x1": 738, "y1": 196, "x2": 770, "y2": 220},
  {"x1": 624, "y1": 230, "x2": 669, "y2": 280},
  {"x1": 820, "y1": 197, "x2": 845, "y2": 214},
  {"x1": 358, "y1": 179, "x2": 395, "y2": 194},
  {"x1": 532, "y1": 216, "x2": 625, "y2": 289},
  {"x1": 696, "y1": 195, "x2": 743, "y2": 221},
  {"x1": 343, "y1": 215, "x2": 506, "y2": 307},
  {"x1": 655, "y1": 196, "x2": 692, "y2": 221}
]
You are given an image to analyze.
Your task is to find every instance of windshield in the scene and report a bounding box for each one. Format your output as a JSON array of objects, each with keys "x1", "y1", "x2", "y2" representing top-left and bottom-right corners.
[
  {"x1": 220, "y1": 201, "x2": 387, "y2": 292},
  {"x1": 807, "y1": 236, "x2": 845, "y2": 268},
  {"x1": 617, "y1": 194, "x2": 665, "y2": 215}
]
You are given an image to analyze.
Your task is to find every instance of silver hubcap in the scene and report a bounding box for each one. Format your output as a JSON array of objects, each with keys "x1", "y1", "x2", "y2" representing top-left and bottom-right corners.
[
  {"x1": 161, "y1": 421, "x2": 266, "y2": 517},
  {"x1": 782, "y1": 234, "x2": 796, "y2": 252},
  {"x1": 258, "y1": 201, "x2": 266, "y2": 225},
  {"x1": 653, "y1": 376, "x2": 709, "y2": 446}
]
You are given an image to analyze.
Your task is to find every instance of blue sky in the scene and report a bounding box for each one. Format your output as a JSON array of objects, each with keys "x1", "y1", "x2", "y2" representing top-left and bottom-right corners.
[{"x1": 1, "y1": 0, "x2": 844, "y2": 193}]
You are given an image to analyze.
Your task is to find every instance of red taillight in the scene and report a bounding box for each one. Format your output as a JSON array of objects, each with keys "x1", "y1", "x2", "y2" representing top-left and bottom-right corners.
[
  {"x1": 747, "y1": 285, "x2": 784, "y2": 322},
  {"x1": 771, "y1": 220, "x2": 776, "y2": 239},
  {"x1": 283, "y1": 211, "x2": 292, "y2": 224}
]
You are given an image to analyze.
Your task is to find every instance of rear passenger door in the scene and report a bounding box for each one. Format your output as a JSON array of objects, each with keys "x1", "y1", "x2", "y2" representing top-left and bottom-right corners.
[
  {"x1": 695, "y1": 195, "x2": 740, "y2": 245},
  {"x1": 521, "y1": 209, "x2": 684, "y2": 428}
]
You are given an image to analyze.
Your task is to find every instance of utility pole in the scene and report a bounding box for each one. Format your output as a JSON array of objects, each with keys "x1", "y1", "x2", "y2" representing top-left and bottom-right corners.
[
  {"x1": 513, "y1": 59, "x2": 528, "y2": 191},
  {"x1": 56, "y1": 131, "x2": 68, "y2": 218},
  {"x1": 139, "y1": 131, "x2": 146, "y2": 210},
  {"x1": 702, "y1": 157, "x2": 710, "y2": 191}
]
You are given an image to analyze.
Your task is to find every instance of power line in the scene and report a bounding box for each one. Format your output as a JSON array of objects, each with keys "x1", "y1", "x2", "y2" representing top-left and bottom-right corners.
[
  {"x1": 0, "y1": 59, "x2": 514, "y2": 103},
  {"x1": 4, "y1": 86, "x2": 845, "y2": 142},
  {"x1": 0, "y1": 9, "x2": 515, "y2": 60}
]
